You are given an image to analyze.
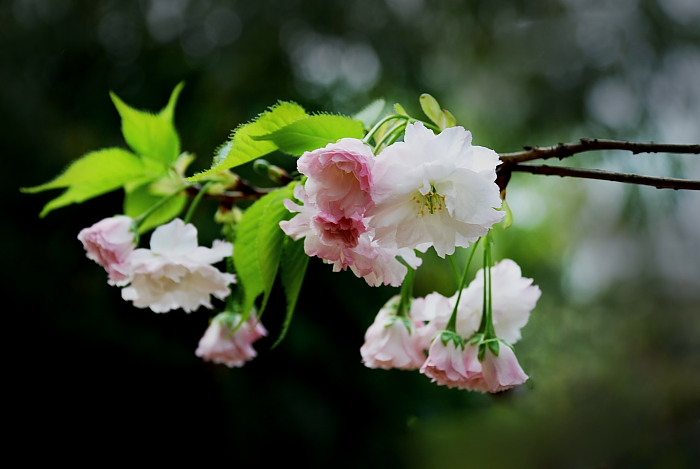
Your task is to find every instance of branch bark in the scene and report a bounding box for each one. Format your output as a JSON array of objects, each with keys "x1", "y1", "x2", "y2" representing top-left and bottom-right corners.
[
  {"x1": 499, "y1": 139, "x2": 700, "y2": 165},
  {"x1": 496, "y1": 138, "x2": 700, "y2": 192},
  {"x1": 506, "y1": 164, "x2": 700, "y2": 191}
]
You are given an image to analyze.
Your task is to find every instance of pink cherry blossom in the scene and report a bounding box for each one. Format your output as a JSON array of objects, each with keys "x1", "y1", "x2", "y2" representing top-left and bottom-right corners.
[
  {"x1": 297, "y1": 138, "x2": 375, "y2": 217},
  {"x1": 78, "y1": 215, "x2": 136, "y2": 286},
  {"x1": 419, "y1": 334, "x2": 482, "y2": 389},
  {"x1": 360, "y1": 296, "x2": 426, "y2": 370},
  {"x1": 458, "y1": 342, "x2": 529, "y2": 393},
  {"x1": 480, "y1": 344, "x2": 529, "y2": 392},
  {"x1": 280, "y1": 185, "x2": 421, "y2": 287},
  {"x1": 195, "y1": 312, "x2": 267, "y2": 368},
  {"x1": 121, "y1": 218, "x2": 235, "y2": 313},
  {"x1": 409, "y1": 292, "x2": 454, "y2": 350}
]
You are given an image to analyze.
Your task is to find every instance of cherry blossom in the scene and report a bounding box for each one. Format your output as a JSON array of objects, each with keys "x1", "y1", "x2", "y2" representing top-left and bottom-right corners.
[
  {"x1": 369, "y1": 122, "x2": 504, "y2": 257},
  {"x1": 121, "y1": 218, "x2": 235, "y2": 313},
  {"x1": 360, "y1": 295, "x2": 426, "y2": 370},
  {"x1": 419, "y1": 333, "x2": 482, "y2": 389},
  {"x1": 77, "y1": 215, "x2": 136, "y2": 286},
  {"x1": 296, "y1": 138, "x2": 375, "y2": 216},
  {"x1": 195, "y1": 312, "x2": 267, "y2": 368}
]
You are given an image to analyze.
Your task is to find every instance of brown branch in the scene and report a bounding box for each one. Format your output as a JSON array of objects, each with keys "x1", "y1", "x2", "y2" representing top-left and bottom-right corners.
[
  {"x1": 499, "y1": 139, "x2": 700, "y2": 165},
  {"x1": 507, "y1": 164, "x2": 700, "y2": 191}
]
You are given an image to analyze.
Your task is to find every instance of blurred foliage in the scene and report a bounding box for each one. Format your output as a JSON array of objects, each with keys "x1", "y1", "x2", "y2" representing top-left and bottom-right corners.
[{"x1": 5, "y1": 0, "x2": 699, "y2": 466}]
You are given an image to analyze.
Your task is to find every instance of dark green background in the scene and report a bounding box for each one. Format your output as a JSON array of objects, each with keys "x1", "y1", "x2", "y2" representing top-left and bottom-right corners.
[{"x1": 5, "y1": 0, "x2": 699, "y2": 466}]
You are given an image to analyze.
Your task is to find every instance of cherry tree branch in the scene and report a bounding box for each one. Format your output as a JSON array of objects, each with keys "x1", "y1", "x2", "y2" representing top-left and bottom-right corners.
[
  {"x1": 504, "y1": 164, "x2": 700, "y2": 191},
  {"x1": 499, "y1": 139, "x2": 700, "y2": 165},
  {"x1": 496, "y1": 138, "x2": 700, "y2": 192}
]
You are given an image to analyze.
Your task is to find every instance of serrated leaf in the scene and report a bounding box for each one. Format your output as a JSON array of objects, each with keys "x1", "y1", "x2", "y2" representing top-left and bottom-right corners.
[
  {"x1": 273, "y1": 236, "x2": 309, "y2": 348},
  {"x1": 352, "y1": 98, "x2": 386, "y2": 129},
  {"x1": 253, "y1": 114, "x2": 365, "y2": 156},
  {"x1": 21, "y1": 148, "x2": 147, "y2": 217},
  {"x1": 233, "y1": 184, "x2": 296, "y2": 315},
  {"x1": 123, "y1": 182, "x2": 187, "y2": 233},
  {"x1": 189, "y1": 102, "x2": 308, "y2": 181},
  {"x1": 110, "y1": 83, "x2": 183, "y2": 167}
]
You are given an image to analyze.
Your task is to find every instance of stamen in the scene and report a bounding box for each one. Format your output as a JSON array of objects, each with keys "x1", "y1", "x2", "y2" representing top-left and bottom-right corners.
[{"x1": 411, "y1": 184, "x2": 446, "y2": 216}]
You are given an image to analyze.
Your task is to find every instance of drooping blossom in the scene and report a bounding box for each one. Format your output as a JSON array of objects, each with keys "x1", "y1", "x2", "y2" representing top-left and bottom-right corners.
[
  {"x1": 369, "y1": 122, "x2": 504, "y2": 257},
  {"x1": 296, "y1": 138, "x2": 375, "y2": 216},
  {"x1": 451, "y1": 259, "x2": 541, "y2": 344},
  {"x1": 475, "y1": 343, "x2": 529, "y2": 393},
  {"x1": 360, "y1": 295, "x2": 426, "y2": 370},
  {"x1": 121, "y1": 218, "x2": 235, "y2": 313},
  {"x1": 77, "y1": 215, "x2": 136, "y2": 286},
  {"x1": 195, "y1": 312, "x2": 267, "y2": 368},
  {"x1": 420, "y1": 335, "x2": 528, "y2": 393},
  {"x1": 414, "y1": 260, "x2": 540, "y2": 344},
  {"x1": 419, "y1": 332, "x2": 482, "y2": 389},
  {"x1": 410, "y1": 291, "x2": 454, "y2": 350}
]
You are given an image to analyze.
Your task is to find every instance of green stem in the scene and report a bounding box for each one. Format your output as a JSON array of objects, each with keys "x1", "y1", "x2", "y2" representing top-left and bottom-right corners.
[
  {"x1": 478, "y1": 232, "x2": 497, "y2": 339},
  {"x1": 184, "y1": 181, "x2": 214, "y2": 224},
  {"x1": 373, "y1": 120, "x2": 407, "y2": 152},
  {"x1": 362, "y1": 114, "x2": 409, "y2": 146},
  {"x1": 134, "y1": 182, "x2": 194, "y2": 230},
  {"x1": 445, "y1": 239, "x2": 481, "y2": 333},
  {"x1": 396, "y1": 262, "x2": 416, "y2": 318}
]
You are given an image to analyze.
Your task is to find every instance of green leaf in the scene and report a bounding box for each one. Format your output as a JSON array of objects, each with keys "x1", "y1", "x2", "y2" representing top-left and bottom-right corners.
[
  {"x1": 123, "y1": 182, "x2": 187, "y2": 233},
  {"x1": 189, "y1": 101, "x2": 308, "y2": 180},
  {"x1": 420, "y1": 93, "x2": 457, "y2": 130},
  {"x1": 21, "y1": 148, "x2": 146, "y2": 217},
  {"x1": 110, "y1": 83, "x2": 183, "y2": 167},
  {"x1": 233, "y1": 184, "x2": 296, "y2": 315},
  {"x1": 273, "y1": 236, "x2": 309, "y2": 348},
  {"x1": 353, "y1": 98, "x2": 386, "y2": 129},
  {"x1": 253, "y1": 114, "x2": 365, "y2": 156}
]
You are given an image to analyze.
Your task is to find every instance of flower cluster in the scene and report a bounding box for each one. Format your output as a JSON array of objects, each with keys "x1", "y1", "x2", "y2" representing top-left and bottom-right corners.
[
  {"x1": 281, "y1": 122, "x2": 504, "y2": 286},
  {"x1": 79, "y1": 216, "x2": 236, "y2": 313},
  {"x1": 32, "y1": 88, "x2": 547, "y2": 385},
  {"x1": 360, "y1": 259, "x2": 541, "y2": 393}
]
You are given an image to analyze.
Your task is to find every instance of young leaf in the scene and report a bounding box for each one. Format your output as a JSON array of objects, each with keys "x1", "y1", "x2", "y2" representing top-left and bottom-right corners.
[
  {"x1": 189, "y1": 101, "x2": 308, "y2": 181},
  {"x1": 253, "y1": 114, "x2": 365, "y2": 156},
  {"x1": 110, "y1": 83, "x2": 183, "y2": 167},
  {"x1": 233, "y1": 184, "x2": 296, "y2": 315},
  {"x1": 21, "y1": 148, "x2": 147, "y2": 217},
  {"x1": 419, "y1": 93, "x2": 456, "y2": 130},
  {"x1": 123, "y1": 182, "x2": 188, "y2": 233},
  {"x1": 353, "y1": 98, "x2": 386, "y2": 129},
  {"x1": 273, "y1": 237, "x2": 309, "y2": 348}
]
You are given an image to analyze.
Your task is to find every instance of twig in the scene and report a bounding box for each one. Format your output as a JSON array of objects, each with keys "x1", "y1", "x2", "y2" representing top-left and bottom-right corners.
[
  {"x1": 507, "y1": 164, "x2": 700, "y2": 191},
  {"x1": 499, "y1": 139, "x2": 700, "y2": 165}
]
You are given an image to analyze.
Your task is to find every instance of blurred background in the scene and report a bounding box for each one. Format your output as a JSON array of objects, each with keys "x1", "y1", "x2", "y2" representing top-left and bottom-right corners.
[{"x1": 5, "y1": 0, "x2": 699, "y2": 466}]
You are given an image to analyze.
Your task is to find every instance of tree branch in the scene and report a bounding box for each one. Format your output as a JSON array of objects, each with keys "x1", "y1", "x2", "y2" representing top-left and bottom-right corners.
[
  {"x1": 499, "y1": 139, "x2": 700, "y2": 165},
  {"x1": 507, "y1": 164, "x2": 700, "y2": 191}
]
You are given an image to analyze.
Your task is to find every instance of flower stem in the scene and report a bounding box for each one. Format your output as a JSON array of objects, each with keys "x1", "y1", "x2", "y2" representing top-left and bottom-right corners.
[
  {"x1": 362, "y1": 114, "x2": 409, "y2": 147},
  {"x1": 184, "y1": 181, "x2": 214, "y2": 224},
  {"x1": 478, "y1": 232, "x2": 497, "y2": 340},
  {"x1": 134, "y1": 182, "x2": 194, "y2": 230},
  {"x1": 445, "y1": 239, "x2": 481, "y2": 333},
  {"x1": 396, "y1": 263, "x2": 416, "y2": 318}
]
